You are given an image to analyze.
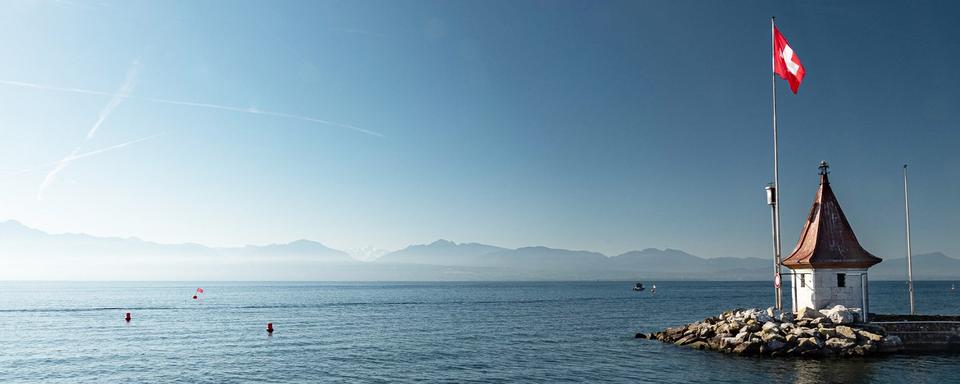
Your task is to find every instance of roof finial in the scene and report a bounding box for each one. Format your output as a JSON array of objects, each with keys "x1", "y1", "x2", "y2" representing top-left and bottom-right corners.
[{"x1": 818, "y1": 160, "x2": 830, "y2": 176}]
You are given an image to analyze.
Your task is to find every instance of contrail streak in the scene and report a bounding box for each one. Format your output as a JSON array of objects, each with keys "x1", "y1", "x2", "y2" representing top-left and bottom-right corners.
[
  {"x1": 139, "y1": 96, "x2": 385, "y2": 138},
  {"x1": 4, "y1": 134, "x2": 165, "y2": 178},
  {"x1": 38, "y1": 61, "x2": 141, "y2": 200},
  {"x1": 0, "y1": 80, "x2": 114, "y2": 97},
  {"x1": 66, "y1": 133, "x2": 165, "y2": 162},
  {"x1": 0, "y1": 79, "x2": 384, "y2": 138},
  {"x1": 38, "y1": 147, "x2": 80, "y2": 199},
  {"x1": 87, "y1": 62, "x2": 140, "y2": 139}
]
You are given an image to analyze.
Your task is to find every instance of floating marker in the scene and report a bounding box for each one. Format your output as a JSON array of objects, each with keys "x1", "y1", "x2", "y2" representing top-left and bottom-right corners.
[
  {"x1": 192, "y1": 295, "x2": 198, "y2": 300},
  {"x1": 267, "y1": 322, "x2": 274, "y2": 333},
  {"x1": 125, "y1": 312, "x2": 131, "y2": 322}
]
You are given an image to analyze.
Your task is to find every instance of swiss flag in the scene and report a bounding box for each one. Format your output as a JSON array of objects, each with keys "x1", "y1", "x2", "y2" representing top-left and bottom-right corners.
[{"x1": 773, "y1": 26, "x2": 805, "y2": 94}]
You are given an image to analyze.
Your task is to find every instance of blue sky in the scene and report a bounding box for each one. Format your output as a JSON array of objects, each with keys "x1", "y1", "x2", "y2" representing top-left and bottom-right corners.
[{"x1": 0, "y1": 0, "x2": 957, "y2": 259}]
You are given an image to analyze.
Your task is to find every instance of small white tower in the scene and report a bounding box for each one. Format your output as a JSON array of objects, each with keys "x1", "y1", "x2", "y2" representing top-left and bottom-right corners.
[{"x1": 782, "y1": 162, "x2": 883, "y2": 312}]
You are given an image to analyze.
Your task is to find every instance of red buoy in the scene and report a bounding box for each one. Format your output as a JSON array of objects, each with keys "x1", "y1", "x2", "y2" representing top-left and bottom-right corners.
[
  {"x1": 125, "y1": 312, "x2": 131, "y2": 322},
  {"x1": 266, "y1": 322, "x2": 274, "y2": 333}
]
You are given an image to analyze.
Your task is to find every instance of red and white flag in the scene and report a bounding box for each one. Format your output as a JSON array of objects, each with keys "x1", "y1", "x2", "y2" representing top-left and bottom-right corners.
[{"x1": 773, "y1": 26, "x2": 805, "y2": 94}]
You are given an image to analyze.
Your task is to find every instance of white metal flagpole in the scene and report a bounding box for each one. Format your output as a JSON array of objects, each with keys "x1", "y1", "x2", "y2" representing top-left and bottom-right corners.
[
  {"x1": 904, "y1": 164, "x2": 915, "y2": 315},
  {"x1": 771, "y1": 16, "x2": 783, "y2": 311}
]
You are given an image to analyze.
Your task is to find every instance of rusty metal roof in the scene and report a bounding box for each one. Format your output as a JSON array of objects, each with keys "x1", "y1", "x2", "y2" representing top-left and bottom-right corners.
[{"x1": 781, "y1": 163, "x2": 883, "y2": 270}]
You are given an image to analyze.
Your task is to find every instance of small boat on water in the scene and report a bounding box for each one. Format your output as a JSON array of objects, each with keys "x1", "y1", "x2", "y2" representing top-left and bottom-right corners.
[
  {"x1": 633, "y1": 282, "x2": 645, "y2": 291},
  {"x1": 651, "y1": 284, "x2": 656, "y2": 293}
]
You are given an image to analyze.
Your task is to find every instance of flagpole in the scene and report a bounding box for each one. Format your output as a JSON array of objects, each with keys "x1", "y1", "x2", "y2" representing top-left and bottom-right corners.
[
  {"x1": 903, "y1": 164, "x2": 915, "y2": 315},
  {"x1": 771, "y1": 16, "x2": 783, "y2": 311}
]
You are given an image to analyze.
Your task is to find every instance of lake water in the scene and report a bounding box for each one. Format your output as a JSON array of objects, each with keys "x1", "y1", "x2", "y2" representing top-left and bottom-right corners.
[{"x1": 0, "y1": 281, "x2": 957, "y2": 383}]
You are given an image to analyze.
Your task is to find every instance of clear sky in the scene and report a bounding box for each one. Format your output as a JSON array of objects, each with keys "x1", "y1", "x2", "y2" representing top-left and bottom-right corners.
[{"x1": 0, "y1": 0, "x2": 957, "y2": 259}]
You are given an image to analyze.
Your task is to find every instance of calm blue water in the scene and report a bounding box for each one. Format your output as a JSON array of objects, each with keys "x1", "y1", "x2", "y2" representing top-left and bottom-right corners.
[{"x1": 0, "y1": 281, "x2": 957, "y2": 383}]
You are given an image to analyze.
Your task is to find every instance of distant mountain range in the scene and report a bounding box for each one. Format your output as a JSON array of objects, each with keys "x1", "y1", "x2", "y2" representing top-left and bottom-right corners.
[{"x1": 1, "y1": 220, "x2": 957, "y2": 281}]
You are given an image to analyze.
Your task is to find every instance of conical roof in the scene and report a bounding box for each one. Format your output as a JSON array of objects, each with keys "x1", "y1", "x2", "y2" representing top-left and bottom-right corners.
[{"x1": 781, "y1": 162, "x2": 883, "y2": 270}]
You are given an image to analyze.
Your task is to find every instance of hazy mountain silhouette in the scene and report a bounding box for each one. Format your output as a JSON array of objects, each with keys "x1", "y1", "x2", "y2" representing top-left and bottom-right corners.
[
  {"x1": 375, "y1": 242, "x2": 769, "y2": 280},
  {"x1": 2, "y1": 220, "x2": 958, "y2": 281},
  {"x1": 0, "y1": 220, "x2": 352, "y2": 280},
  {"x1": 869, "y1": 252, "x2": 960, "y2": 281},
  {"x1": 376, "y1": 239, "x2": 508, "y2": 266}
]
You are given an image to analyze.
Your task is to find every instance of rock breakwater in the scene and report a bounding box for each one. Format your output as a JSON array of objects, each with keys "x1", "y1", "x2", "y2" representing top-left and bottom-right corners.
[{"x1": 637, "y1": 306, "x2": 904, "y2": 357}]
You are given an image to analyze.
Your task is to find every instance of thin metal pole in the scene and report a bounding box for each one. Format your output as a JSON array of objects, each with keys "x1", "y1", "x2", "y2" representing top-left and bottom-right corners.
[
  {"x1": 792, "y1": 270, "x2": 797, "y2": 312},
  {"x1": 768, "y1": 198, "x2": 778, "y2": 294},
  {"x1": 861, "y1": 273, "x2": 869, "y2": 322},
  {"x1": 771, "y1": 17, "x2": 783, "y2": 310},
  {"x1": 864, "y1": 272, "x2": 870, "y2": 322},
  {"x1": 904, "y1": 164, "x2": 915, "y2": 315}
]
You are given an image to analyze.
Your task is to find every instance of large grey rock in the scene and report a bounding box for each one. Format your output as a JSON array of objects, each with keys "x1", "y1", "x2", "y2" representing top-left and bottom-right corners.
[
  {"x1": 721, "y1": 337, "x2": 741, "y2": 349},
  {"x1": 756, "y1": 312, "x2": 773, "y2": 323},
  {"x1": 785, "y1": 333, "x2": 798, "y2": 344},
  {"x1": 733, "y1": 341, "x2": 761, "y2": 355},
  {"x1": 761, "y1": 321, "x2": 780, "y2": 333},
  {"x1": 761, "y1": 332, "x2": 785, "y2": 343},
  {"x1": 778, "y1": 312, "x2": 795, "y2": 323},
  {"x1": 674, "y1": 334, "x2": 697, "y2": 346},
  {"x1": 687, "y1": 341, "x2": 711, "y2": 350},
  {"x1": 823, "y1": 305, "x2": 855, "y2": 325},
  {"x1": 796, "y1": 307, "x2": 822, "y2": 319},
  {"x1": 697, "y1": 325, "x2": 716, "y2": 338},
  {"x1": 765, "y1": 340, "x2": 786, "y2": 352},
  {"x1": 835, "y1": 325, "x2": 857, "y2": 340},
  {"x1": 819, "y1": 327, "x2": 837, "y2": 338},
  {"x1": 858, "y1": 330, "x2": 883, "y2": 343},
  {"x1": 664, "y1": 326, "x2": 685, "y2": 339},
  {"x1": 766, "y1": 307, "x2": 783, "y2": 320},
  {"x1": 715, "y1": 323, "x2": 731, "y2": 335},
  {"x1": 708, "y1": 335, "x2": 724, "y2": 350},
  {"x1": 811, "y1": 317, "x2": 833, "y2": 326},
  {"x1": 797, "y1": 337, "x2": 822, "y2": 350},
  {"x1": 825, "y1": 337, "x2": 856, "y2": 350},
  {"x1": 848, "y1": 308, "x2": 863, "y2": 323}
]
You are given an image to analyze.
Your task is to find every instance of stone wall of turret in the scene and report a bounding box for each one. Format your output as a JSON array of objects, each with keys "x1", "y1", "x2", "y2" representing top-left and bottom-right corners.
[{"x1": 792, "y1": 268, "x2": 868, "y2": 310}]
